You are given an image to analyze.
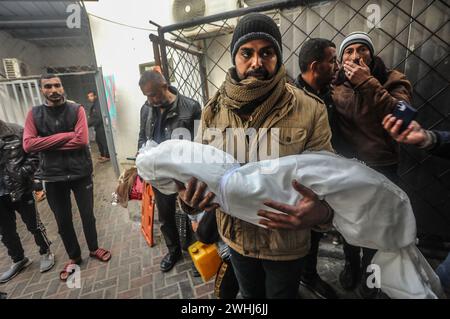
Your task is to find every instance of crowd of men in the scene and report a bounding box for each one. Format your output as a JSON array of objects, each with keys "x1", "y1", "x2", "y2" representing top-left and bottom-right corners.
[{"x1": 0, "y1": 13, "x2": 448, "y2": 299}]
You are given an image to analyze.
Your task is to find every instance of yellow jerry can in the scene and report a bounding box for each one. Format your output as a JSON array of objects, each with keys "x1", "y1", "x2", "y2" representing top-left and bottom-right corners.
[{"x1": 188, "y1": 241, "x2": 222, "y2": 282}]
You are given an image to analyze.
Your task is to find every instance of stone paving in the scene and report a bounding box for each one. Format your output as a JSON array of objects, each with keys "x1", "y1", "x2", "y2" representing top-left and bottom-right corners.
[{"x1": 0, "y1": 147, "x2": 216, "y2": 299}]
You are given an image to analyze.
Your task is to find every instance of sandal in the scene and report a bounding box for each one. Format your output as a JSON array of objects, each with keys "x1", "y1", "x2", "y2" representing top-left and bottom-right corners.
[
  {"x1": 89, "y1": 248, "x2": 111, "y2": 262},
  {"x1": 59, "y1": 259, "x2": 82, "y2": 282}
]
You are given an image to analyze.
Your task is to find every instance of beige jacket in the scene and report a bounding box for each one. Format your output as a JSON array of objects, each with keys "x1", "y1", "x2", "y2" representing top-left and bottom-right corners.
[{"x1": 195, "y1": 83, "x2": 333, "y2": 261}]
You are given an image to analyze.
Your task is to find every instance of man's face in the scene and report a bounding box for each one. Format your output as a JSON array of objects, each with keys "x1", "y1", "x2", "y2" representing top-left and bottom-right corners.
[
  {"x1": 41, "y1": 77, "x2": 64, "y2": 104},
  {"x1": 315, "y1": 46, "x2": 339, "y2": 86},
  {"x1": 235, "y1": 39, "x2": 278, "y2": 81},
  {"x1": 140, "y1": 82, "x2": 170, "y2": 107},
  {"x1": 87, "y1": 92, "x2": 96, "y2": 103},
  {"x1": 342, "y1": 43, "x2": 372, "y2": 66}
]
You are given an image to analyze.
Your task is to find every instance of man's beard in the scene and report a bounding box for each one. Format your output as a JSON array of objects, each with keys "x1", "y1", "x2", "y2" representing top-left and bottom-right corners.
[
  {"x1": 318, "y1": 74, "x2": 334, "y2": 88},
  {"x1": 153, "y1": 100, "x2": 171, "y2": 108},
  {"x1": 46, "y1": 93, "x2": 64, "y2": 103},
  {"x1": 245, "y1": 67, "x2": 270, "y2": 80}
]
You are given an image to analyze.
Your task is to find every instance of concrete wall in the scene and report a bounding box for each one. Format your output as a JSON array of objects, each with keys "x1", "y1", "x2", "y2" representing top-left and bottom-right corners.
[
  {"x1": 39, "y1": 45, "x2": 94, "y2": 71},
  {"x1": 0, "y1": 30, "x2": 43, "y2": 76},
  {"x1": 0, "y1": 31, "x2": 93, "y2": 77},
  {"x1": 85, "y1": 0, "x2": 173, "y2": 163}
]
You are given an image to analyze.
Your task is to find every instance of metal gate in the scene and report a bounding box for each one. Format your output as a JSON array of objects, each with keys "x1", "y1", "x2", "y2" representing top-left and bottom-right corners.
[
  {"x1": 149, "y1": 0, "x2": 450, "y2": 239},
  {"x1": 149, "y1": 33, "x2": 209, "y2": 105},
  {"x1": 0, "y1": 78, "x2": 42, "y2": 125}
]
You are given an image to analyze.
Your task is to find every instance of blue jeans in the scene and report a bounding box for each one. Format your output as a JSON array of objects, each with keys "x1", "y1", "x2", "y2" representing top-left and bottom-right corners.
[
  {"x1": 436, "y1": 252, "x2": 450, "y2": 293},
  {"x1": 230, "y1": 248, "x2": 304, "y2": 299}
]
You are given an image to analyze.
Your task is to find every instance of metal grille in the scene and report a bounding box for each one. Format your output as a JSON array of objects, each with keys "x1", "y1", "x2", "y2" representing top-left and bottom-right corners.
[
  {"x1": 150, "y1": 0, "x2": 449, "y2": 238},
  {"x1": 0, "y1": 79, "x2": 42, "y2": 125},
  {"x1": 0, "y1": 78, "x2": 42, "y2": 125},
  {"x1": 166, "y1": 43, "x2": 205, "y2": 105}
]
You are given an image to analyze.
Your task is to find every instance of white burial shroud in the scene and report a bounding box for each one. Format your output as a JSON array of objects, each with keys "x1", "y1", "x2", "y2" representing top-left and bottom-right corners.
[{"x1": 136, "y1": 139, "x2": 444, "y2": 299}]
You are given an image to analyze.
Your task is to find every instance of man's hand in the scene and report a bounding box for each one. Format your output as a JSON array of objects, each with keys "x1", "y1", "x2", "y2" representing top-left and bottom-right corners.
[
  {"x1": 257, "y1": 180, "x2": 332, "y2": 230},
  {"x1": 175, "y1": 177, "x2": 219, "y2": 213},
  {"x1": 382, "y1": 114, "x2": 427, "y2": 145},
  {"x1": 343, "y1": 58, "x2": 371, "y2": 86}
]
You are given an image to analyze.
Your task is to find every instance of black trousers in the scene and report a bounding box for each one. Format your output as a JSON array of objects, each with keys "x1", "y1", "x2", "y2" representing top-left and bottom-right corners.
[
  {"x1": 342, "y1": 237, "x2": 377, "y2": 271},
  {"x1": 95, "y1": 127, "x2": 109, "y2": 158},
  {"x1": 0, "y1": 193, "x2": 51, "y2": 263},
  {"x1": 342, "y1": 164, "x2": 399, "y2": 272},
  {"x1": 45, "y1": 176, "x2": 98, "y2": 260},
  {"x1": 153, "y1": 188, "x2": 181, "y2": 256},
  {"x1": 214, "y1": 260, "x2": 240, "y2": 299},
  {"x1": 230, "y1": 248, "x2": 304, "y2": 299},
  {"x1": 33, "y1": 180, "x2": 43, "y2": 192},
  {"x1": 301, "y1": 230, "x2": 323, "y2": 278}
]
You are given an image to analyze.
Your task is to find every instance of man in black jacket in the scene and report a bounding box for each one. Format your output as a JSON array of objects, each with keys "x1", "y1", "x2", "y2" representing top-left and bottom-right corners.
[
  {"x1": 138, "y1": 70, "x2": 201, "y2": 272},
  {"x1": 0, "y1": 120, "x2": 54, "y2": 283},
  {"x1": 293, "y1": 38, "x2": 340, "y2": 299},
  {"x1": 87, "y1": 91, "x2": 110, "y2": 162}
]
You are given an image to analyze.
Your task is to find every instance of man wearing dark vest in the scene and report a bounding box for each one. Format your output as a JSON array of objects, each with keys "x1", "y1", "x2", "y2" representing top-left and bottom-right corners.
[{"x1": 23, "y1": 74, "x2": 111, "y2": 281}]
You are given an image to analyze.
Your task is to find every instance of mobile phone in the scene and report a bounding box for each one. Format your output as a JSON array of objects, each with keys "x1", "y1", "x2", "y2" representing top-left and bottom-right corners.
[{"x1": 392, "y1": 101, "x2": 417, "y2": 133}]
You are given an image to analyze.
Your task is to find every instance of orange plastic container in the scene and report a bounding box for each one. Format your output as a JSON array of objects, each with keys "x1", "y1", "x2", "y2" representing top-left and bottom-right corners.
[
  {"x1": 188, "y1": 241, "x2": 222, "y2": 282},
  {"x1": 141, "y1": 182, "x2": 155, "y2": 247}
]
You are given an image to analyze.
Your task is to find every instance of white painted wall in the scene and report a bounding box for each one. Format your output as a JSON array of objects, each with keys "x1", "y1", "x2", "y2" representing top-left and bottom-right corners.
[
  {"x1": 85, "y1": 0, "x2": 173, "y2": 163},
  {"x1": 85, "y1": 1, "x2": 241, "y2": 163}
]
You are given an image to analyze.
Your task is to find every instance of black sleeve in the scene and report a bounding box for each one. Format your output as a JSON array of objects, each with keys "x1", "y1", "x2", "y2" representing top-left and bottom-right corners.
[
  {"x1": 196, "y1": 211, "x2": 220, "y2": 244},
  {"x1": 430, "y1": 130, "x2": 450, "y2": 160},
  {"x1": 190, "y1": 101, "x2": 202, "y2": 141},
  {"x1": 21, "y1": 152, "x2": 39, "y2": 178},
  {"x1": 88, "y1": 105, "x2": 102, "y2": 128},
  {"x1": 18, "y1": 129, "x2": 38, "y2": 178},
  {"x1": 138, "y1": 105, "x2": 147, "y2": 150},
  {"x1": 193, "y1": 101, "x2": 202, "y2": 120}
]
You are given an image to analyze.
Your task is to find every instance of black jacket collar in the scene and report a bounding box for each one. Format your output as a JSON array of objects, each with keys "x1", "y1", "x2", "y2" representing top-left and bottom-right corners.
[{"x1": 294, "y1": 74, "x2": 331, "y2": 99}]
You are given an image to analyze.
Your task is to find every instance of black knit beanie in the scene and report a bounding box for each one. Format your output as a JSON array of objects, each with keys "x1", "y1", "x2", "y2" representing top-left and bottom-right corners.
[{"x1": 230, "y1": 13, "x2": 282, "y2": 67}]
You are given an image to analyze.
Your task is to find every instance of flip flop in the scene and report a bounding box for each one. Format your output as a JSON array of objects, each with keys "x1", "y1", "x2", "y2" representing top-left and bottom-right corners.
[
  {"x1": 59, "y1": 259, "x2": 82, "y2": 282},
  {"x1": 89, "y1": 248, "x2": 111, "y2": 262}
]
